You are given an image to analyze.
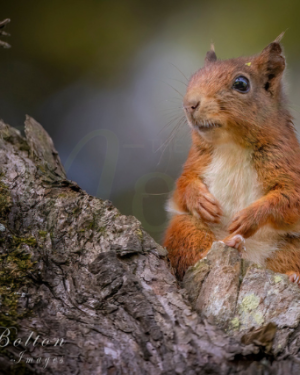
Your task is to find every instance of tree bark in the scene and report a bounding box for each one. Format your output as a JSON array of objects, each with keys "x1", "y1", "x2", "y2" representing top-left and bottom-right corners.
[{"x1": 0, "y1": 116, "x2": 299, "y2": 375}]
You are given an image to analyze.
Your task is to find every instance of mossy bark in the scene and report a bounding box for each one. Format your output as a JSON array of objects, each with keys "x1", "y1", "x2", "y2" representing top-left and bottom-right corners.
[{"x1": 0, "y1": 117, "x2": 299, "y2": 375}]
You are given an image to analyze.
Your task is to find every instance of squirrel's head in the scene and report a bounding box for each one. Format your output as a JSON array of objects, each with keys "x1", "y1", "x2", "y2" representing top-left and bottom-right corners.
[{"x1": 184, "y1": 34, "x2": 287, "y2": 145}]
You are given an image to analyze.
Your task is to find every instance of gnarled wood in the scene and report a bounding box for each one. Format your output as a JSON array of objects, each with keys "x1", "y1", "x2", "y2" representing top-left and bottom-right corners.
[{"x1": 0, "y1": 117, "x2": 299, "y2": 374}]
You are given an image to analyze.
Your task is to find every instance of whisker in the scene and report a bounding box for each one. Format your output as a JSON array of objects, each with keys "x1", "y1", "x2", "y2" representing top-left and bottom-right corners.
[
  {"x1": 156, "y1": 117, "x2": 186, "y2": 153},
  {"x1": 168, "y1": 62, "x2": 189, "y2": 83},
  {"x1": 143, "y1": 192, "x2": 170, "y2": 196},
  {"x1": 156, "y1": 119, "x2": 187, "y2": 166},
  {"x1": 161, "y1": 81, "x2": 184, "y2": 98},
  {"x1": 159, "y1": 113, "x2": 186, "y2": 134},
  {"x1": 159, "y1": 107, "x2": 184, "y2": 115},
  {"x1": 166, "y1": 77, "x2": 188, "y2": 87},
  {"x1": 288, "y1": 104, "x2": 300, "y2": 115},
  {"x1": 165, "y1": 99, "x2": 183, "y2": 104}
]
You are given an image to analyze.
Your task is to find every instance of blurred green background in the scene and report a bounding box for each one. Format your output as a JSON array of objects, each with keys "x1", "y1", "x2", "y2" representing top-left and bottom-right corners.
[{"x1": 1, "y1": 0, "x2": 300, "y2": 242}]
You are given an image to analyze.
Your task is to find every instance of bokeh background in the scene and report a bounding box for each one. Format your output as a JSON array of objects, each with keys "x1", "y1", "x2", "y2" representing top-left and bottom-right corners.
[{"x1": 1, "y1": 0, "x2": 300, "y2": 242}]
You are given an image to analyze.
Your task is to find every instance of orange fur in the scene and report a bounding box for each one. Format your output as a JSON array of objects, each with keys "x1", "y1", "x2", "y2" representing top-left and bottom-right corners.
[
  {"x1": 164, "y1": 214, "x2": 215, "y2": 280},
  {"x1": 163, "y1": 38, "x2": 300, "y2": 282},
  {"x1": 172, "y1": 134, "x2": 222, "y2": 222}
]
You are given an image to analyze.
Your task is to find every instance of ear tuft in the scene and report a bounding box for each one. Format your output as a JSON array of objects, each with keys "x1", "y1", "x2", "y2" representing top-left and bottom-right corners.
[
  {"x1": 260, "y1": 32, "x2": 285, "y2": 60},
  {"x1": 273, "y1": 31, "x2": 285, "y2": 44},
  {"x1": 205, "y1": 45, "x2": 217, "y2": 65}
]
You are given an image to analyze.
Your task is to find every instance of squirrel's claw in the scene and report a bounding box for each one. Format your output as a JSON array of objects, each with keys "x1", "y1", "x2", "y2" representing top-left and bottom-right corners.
[
  {"x1": 286, "y1": 271, "x2": 300, "y2": 287},
  {"x1": 223, "y1": 234, "x2": 246, "y2": 252}
]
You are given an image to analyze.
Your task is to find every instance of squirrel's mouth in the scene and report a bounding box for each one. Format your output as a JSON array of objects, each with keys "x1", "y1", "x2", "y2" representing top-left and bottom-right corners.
[{"x1": 195, "y1": 121, "x2": 222, "y2": 131}]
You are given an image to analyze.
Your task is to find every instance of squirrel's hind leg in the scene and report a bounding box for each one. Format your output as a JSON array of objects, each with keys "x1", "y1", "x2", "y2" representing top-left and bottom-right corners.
[
  {"x1": 265, "y1": 238, "x2": 300, "y2": 287},
  {"x1": 163, "y1": 214, "x2": 215, "y2": 280}
]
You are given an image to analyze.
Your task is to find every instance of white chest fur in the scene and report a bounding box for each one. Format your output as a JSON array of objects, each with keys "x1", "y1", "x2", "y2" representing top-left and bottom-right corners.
[
  {"x1": 202, "y1": 142, "x2": 261, "y2": 224},
  {"x1": 202, "y1": 142, "x2": 279, "y2": 265}
]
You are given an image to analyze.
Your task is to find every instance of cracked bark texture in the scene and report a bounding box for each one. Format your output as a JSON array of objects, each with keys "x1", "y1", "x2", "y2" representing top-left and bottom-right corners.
[
  {"x1": 0, "y1": 117, "x2": 300, "y2": 375},
  {"x1": 184, "y1": 243, "x2": 300, "y2": 364}
]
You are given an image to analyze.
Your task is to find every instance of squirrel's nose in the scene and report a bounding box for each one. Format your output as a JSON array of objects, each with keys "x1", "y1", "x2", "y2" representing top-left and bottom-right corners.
[{"x1": 184, "y1": 100, "x2": 200, "y2": 114}]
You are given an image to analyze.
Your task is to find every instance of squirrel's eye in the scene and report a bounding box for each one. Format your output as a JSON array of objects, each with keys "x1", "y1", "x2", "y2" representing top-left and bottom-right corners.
[{"x1": 232, "y1": 76, "x2": 250, "y2": 93}]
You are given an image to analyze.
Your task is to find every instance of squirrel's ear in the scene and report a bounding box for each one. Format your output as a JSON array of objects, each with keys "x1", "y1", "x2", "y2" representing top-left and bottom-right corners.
[
  {"x1": 260, "y1": 40, "x2": 285, "y2": 76},
  {"x1": 256, "y1": 34, "x2": 286, "y2": 95},
  {"x1": 205, "y1": 44, "x2": 217, "y2": 65}
]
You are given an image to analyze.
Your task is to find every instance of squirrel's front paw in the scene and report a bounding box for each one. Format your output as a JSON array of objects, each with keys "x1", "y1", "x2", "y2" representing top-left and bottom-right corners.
[
  {"x1": 227, "y1": 208, "x2": 259, "y2": 238},
  {"x1": 286, "y1": 271, "x2": 300, "y2": 287},
  {"x1": 186, "y1": 185, "x2": 222, "y2": 223},
  {"x1": 223, "y1": 234, "x2": 246, "y2": 252}
]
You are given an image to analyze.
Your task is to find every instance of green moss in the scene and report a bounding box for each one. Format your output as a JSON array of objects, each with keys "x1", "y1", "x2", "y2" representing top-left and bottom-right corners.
[
  {"x1": 72, "y1": 207, "x2": 81, "y2": 216},
  {"x1": 10, "y1": 361, "x2": 34, "y2": 375},
  {"x1": 0, "y1": 178, "x2": 12, "y2": 222},
  {"x1": 87, "y1": 221, "x2": 94, "y2": 230},
  {"x1": 38, "y1": 230, "x2": 47, "y2": 238},
  {"x1": 37, "y1": 164, "x2": 46, "y2": 173},
  {"x1": 0, "y1": 249, "x2": 34, "y2": 328},
  {"x1": 136, "y1": 228, "x2": 143, "y2": 241},
  {"x1": 12, "y1": 236, "x2": 37, "y2": 248},
  {"x1": 87, "y1": 215, "x2": 97, "y2": 230}
]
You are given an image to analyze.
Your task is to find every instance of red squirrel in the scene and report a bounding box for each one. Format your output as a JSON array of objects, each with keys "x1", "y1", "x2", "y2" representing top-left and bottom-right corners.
[{"x1": 163, "y1": 34, "x2": 300, "y2": 285}]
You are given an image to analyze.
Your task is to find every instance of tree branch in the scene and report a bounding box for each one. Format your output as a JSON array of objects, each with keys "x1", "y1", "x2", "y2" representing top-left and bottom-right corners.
[{"x1": 0, "y1": 117, "x2": 299, "y2": 374}]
